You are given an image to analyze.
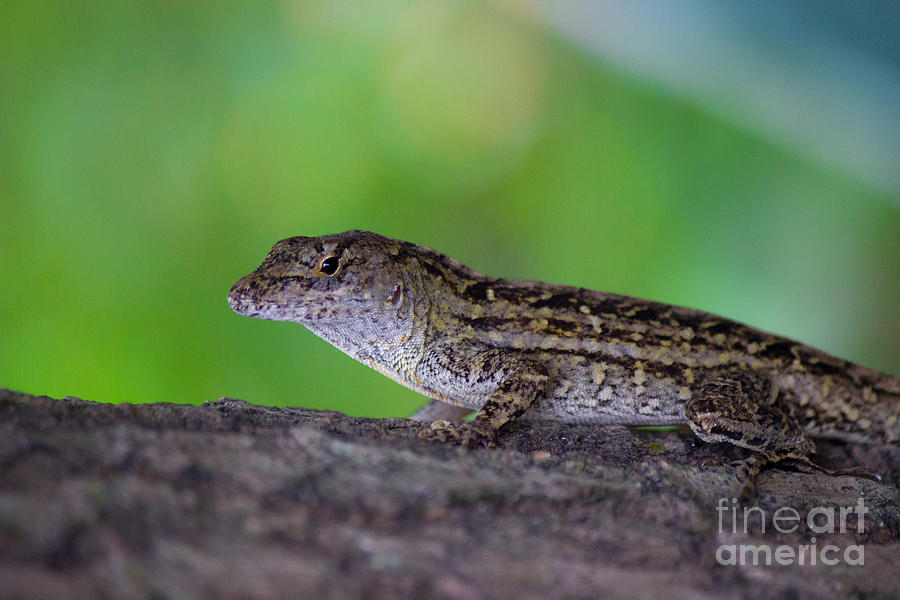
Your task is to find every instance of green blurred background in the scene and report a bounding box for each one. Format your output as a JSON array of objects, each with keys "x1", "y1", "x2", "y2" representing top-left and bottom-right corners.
[{"x1": 1, "y1": 2, "x2": 898, "y2": 418}]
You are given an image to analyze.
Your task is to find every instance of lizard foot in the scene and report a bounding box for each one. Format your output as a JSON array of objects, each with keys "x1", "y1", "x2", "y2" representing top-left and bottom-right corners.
[
  {"x1": 733, "y1": 453, "x2": 880, "y2": 504},
  {"x1": 778, "y1": 457, "x2": 881, "y2": 481},
  {"x1": 735, "y1": 455, "x2": 766, "y2": 504},
  {"x1": 418, "y1": 420, "x2": 494, "y2": 448}
]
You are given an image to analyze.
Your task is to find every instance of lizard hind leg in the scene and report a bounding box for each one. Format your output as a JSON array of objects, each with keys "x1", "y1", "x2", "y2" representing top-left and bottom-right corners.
[{"x1": 685, "y1": 371, "x2": 817, "y2": 501}]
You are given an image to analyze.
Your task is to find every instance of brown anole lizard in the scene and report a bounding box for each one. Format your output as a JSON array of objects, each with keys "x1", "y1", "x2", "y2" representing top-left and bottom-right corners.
[{"x1": 228, "y1": 231, "x2": 899, "y2": 497}]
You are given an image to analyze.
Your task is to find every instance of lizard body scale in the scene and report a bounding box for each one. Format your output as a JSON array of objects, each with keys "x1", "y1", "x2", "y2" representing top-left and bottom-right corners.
[{"x1": 228, "y1": 230, "x2": 899, "y2": 496}]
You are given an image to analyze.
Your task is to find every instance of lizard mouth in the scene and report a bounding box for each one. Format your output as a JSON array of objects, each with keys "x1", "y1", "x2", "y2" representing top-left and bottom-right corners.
[
  {"x1": 227, "y1": 281, "x2": 261, "y2": 318},
  {"x1": 227, "y1": 275, "x2": 281, "y2": 318},
  {"x1": 228, "y1": 274, "x2": 363, "y2": 322},
  {"x1": 227, "y1": 289, "x2": 299, "y2": 321}
]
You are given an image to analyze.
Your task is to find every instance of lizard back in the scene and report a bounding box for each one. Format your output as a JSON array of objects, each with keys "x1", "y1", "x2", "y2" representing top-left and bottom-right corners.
[{"x1": 411, "y1": 242, "x2": 900, "y2": 442}]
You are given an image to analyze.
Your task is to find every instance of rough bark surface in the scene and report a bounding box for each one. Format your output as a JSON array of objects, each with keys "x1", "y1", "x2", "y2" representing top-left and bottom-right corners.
[{"x1": 1, "y1": 388, "x2": 898, "y2": 599}]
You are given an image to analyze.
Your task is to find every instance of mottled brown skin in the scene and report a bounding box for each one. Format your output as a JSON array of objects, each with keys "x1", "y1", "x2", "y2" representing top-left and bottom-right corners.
[{"x1": 229, "y1": 231, "x2": 899, "y2": 498}]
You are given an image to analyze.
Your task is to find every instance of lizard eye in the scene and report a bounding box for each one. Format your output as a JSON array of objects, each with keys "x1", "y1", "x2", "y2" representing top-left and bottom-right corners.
[{"x1": 317, "y1": 256, "x2": 341, "y2": 276}]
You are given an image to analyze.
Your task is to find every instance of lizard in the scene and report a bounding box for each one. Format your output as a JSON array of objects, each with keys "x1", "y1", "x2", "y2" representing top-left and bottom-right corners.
[{"x1": 228, "y1": 230, "x2": 899, "y2": 497}]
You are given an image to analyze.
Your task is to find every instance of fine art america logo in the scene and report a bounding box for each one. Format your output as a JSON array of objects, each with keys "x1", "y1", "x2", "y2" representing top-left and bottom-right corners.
[{"x1": 715, "y1": 498, "x2": 868, "y2": 566}]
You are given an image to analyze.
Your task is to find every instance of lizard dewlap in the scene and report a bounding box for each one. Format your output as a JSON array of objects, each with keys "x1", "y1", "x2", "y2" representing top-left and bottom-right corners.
[{"x1": 229, "y1": 230, "x2": 899, "y2": 498}]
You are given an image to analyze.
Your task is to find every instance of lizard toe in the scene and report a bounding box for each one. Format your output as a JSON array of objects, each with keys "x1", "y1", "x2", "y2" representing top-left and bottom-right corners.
[
  {"x1": 417, "y1": 421, "x2": 495, "y2": 448},
  {"x1": 458, "y1": 424, "x2": 495, "y2": 449},
  {"x1": 418, "y1": 420, "x2": 465, "y2": 443}
]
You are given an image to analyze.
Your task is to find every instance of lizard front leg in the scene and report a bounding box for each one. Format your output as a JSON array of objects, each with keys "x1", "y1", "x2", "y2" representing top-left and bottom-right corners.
[
  {"x1": 685, "y1": 371, "x2": 818, "y2": 500},
  {"x1": 415, "y1": 340, "x2": 549, "y2": 448}
]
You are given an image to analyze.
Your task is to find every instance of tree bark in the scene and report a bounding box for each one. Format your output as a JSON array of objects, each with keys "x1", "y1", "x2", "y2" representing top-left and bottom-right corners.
[{"x1": 1, "y1": 388, "x2": 898, "y2": 599}]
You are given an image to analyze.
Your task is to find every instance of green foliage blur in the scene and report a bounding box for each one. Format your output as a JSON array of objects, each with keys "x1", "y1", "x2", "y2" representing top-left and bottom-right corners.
[{"x1": 1, "y1": 3, "x2": 898, "y2": 418}]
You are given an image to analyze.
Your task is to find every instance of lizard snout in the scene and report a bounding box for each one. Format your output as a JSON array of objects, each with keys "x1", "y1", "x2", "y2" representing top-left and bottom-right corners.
[{"x1": 228, "y1": 274, "x2": 258, "y2": 316}]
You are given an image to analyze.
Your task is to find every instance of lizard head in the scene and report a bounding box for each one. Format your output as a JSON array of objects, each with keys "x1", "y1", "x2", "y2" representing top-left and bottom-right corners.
[{"x1": 228, "y1": 230, "x2": 425, "y2": 328}]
